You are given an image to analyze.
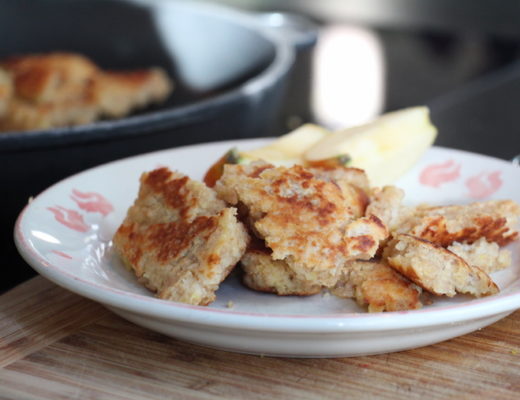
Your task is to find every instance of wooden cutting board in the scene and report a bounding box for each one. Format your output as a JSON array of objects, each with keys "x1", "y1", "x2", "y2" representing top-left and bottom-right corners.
[{"x1": 1, "y1": 276, "x2": 519, "y2": 399}]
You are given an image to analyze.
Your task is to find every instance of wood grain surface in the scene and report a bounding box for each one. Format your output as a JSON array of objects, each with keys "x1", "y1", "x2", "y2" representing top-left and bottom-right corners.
[{"x1": 1, "y1": 277, "x2": 519, "y2": 400}]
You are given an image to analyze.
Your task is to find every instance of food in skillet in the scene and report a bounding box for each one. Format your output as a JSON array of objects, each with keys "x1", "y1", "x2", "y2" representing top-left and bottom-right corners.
[
  {"x1": 0, "y1": 52, "x2": 173, "y2": 132},
  {"x1": 113, "y1": 106, "x2": 520, "y2": 312}
]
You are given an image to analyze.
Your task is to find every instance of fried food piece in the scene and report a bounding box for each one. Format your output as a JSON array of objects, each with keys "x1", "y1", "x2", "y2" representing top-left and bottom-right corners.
[
  {"x1": 331, "y1": 260, "x2": 423, "y2": 312},
  {"x1": 113, "y1": 167, "x2": 249, "y2": 306},
  {"x1": 0, "y1": 68, "x2": 13, "y2": 116},
  {"x1": 0, "y1": 53, "x2": 98, "y2": 104},
  {"x1": 214, "y1": 160, "x2": 274, "y2": 207},
  {"x1": 216, "y1": 163, "x2": 387, "y2": 287},
  {"x1": 365, "y1": 185, "x2": 405, "y2": 231},
  {"x1": 383, "y1": 234, "x2": 499, "y2": 297},
  {"x1": 0, "y1": 52, "x2": 173, "y2": 132},
  {"x1": 309, "y1": 166, "x2": 370, "y2": 218},
  {"x1": 448, "y1": 237, "x2": 511, "y2": 274},
  {"x1": 343, "y1": 215, "x2": 388, "y2": 259},
  {"x1": 0, "y1": 97, "x2": 99, "y2": 131},
  {"x1": 0, "y1": 54, "x2": 100, "y2": 130},
  {"x1": 93, "y1": 68, "x2": 172, "y2": 118},
  {"x1": 308, "y1": 165, "x2": 370, "y2": 192},
  {"x1": 396, "y1": 200, "x2": 520, "y2": 246},
  {"x1": 241, "y1": 242, "x2": 322, "y2": 296}
]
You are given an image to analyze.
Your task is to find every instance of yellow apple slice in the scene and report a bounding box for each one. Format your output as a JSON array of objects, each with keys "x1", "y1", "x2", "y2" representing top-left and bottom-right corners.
[
  {"x1": 240, "y1": 123, "x2": 331, "y2": 166},
  {"x1": 304, "y1": 106, "x2": 437, "y2": 186},
  {"x1": 203, "y1": 124, "x2": 331, "y2": 186}
]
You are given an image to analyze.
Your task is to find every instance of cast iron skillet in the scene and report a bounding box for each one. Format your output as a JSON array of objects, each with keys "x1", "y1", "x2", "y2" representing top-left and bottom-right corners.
[
  {"x1": 1, "y1": 0, "x2": 317, "y2": 291},
  {"x1": 0, "y1": 0, "x2": 295, "y2": 151}
]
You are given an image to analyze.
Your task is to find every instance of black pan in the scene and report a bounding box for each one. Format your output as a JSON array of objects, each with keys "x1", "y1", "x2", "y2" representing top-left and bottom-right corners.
[{"x1": 1, "y1": 0, "x2": 317, "y2": 291}]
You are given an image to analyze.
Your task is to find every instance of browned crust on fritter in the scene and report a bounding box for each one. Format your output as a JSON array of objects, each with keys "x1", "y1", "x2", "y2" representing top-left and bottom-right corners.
[
  {"x1": 0, "y1": 53, "x2": 98, "y2": 104},
  {"x1": 331, "y1": 260, "x2": 422, "y2": 312},
  {"x1": 127, "y1": 167, "x2": 227, "y2": 224},
  {"x1": 309, "y1": 166, "x2": 370, "y2": 218},
  {"x1": 214, "y1": 160, "x2": 275, "y2": 206},
  {"x1": 344, "y1": 215, "x2": 388, "y2": 259},
  {"x1": 112, "y1": 167, "x2": 249, "y2": 306},
  {"x1": 383, "y1": 234, "x2": 499, "y2": 297},
  {"x1": 396, "y1": 200, "x2": 520, "y2": 246},
  {"x1": 115, "y1": 213, "x2": 217, "y2": 280},
  {"x1": 216, "y1": 163, "x2": 386, "y2": 287}
]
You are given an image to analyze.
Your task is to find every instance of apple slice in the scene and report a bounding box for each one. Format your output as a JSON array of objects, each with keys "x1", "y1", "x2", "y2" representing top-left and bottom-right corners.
[
  {"x1": 304, "y1": 106, "x2": 437, "y2": 186},
  {"x1": 240, "y1": 123, "x2": 331, "y2": 166},
  {"x1": 203, "y1": 124, "x2": 332, "y2": 186}
]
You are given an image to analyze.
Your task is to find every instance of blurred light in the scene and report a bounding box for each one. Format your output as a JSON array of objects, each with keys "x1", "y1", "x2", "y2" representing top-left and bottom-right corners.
[
  {"x1": 312, "y1": 24, "x2": 385, "y2": 130},
  {"x1": 264, "y1": 12, "x2": 287, "y2": 27}
]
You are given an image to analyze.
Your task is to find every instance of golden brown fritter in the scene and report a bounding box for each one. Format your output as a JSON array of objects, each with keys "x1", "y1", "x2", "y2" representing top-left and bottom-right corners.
[
  {"x1": 0, "y1": 68, "x2": 13, "y2": 116},
  {"x1": 309, "y1": 165, "x2": 370, "y2": 192},
  {"x1": 0, "y1": 53, "x2": 101, "y2": 131},
  {"x1": 92, "y1": 68, "x2": 172, "y2": 118},
  {"x1": 0, "y1": 97, "x2": 99, "y2": 131},
  {"x1": 0, "y1": 52, "x2": 173, "y2": 132},
  {"x1": 214, "y1": 160, "x2": 275, "y2": 207},
  {"x1": 383, "y1": 234, "x2": 499, "y2": 297},
  {"x1": 309, "y1": 166, "x2": 370, "y2": 218},
  {"x1": 395, "y1": 200, "x2": 520, "y2": 247},
  {"x1": 331, "y1": 260, "x2": 423, "y2": 312},
  {"x1": 0, "y1": 53, "x2": 98, "y2": 104},
  {"x1": 241, "y1": 244, "x2": 322, "y2": 296},
  {"x1": 343, "y1": 215, "x2": 388, "y2": 259},
  {"x1": 365, "y1": 185, "x2": 405, "y2": 231},
  {"x1": 113, "y1": 167, "x2": 249, "y2": 306},
  {"x1": 447, "y1": 237, "x2": 511, "y2": 274},
  {"x1": 216, "y1": 163, "x2": 387, "y2": 287}
]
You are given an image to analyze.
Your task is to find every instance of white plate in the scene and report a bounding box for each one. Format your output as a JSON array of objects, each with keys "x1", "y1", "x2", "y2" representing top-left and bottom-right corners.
[{"x1": 15, "y1": 139, "x2": 520, "y2": 358}]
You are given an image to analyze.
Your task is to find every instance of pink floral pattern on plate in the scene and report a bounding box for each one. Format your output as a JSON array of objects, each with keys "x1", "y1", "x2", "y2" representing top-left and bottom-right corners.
[
  {"x1": 71, "y1": 189, "x2": 114, "y2": 216},
  {"x1": 47, "y1": 206, "x2": 90, "y2": 232},
  {"x1": 465, "y1": 171, "x2": 502, "y2": 199},
  {"x1": 419, "y1": 159, "x2": 461, "y2": 188},
  {"x1": 47, "y1": 190, "x2": 114, "y2": 256}
]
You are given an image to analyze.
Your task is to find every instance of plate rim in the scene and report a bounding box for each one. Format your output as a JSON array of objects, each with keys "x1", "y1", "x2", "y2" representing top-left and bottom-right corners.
[{"x1": 14, "y1": 139, "x2": 520, "y2": 333}]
